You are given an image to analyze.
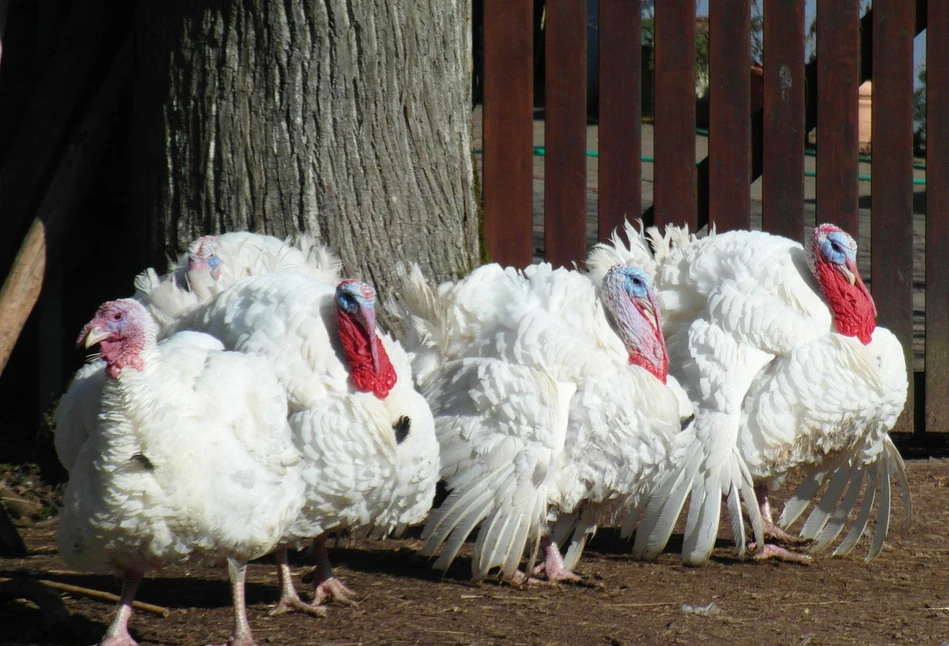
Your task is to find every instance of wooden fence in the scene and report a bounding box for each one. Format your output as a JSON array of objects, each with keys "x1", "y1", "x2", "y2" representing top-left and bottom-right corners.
[{"x1": 478, "y1": 0, "x2": 944, "y2": 435}]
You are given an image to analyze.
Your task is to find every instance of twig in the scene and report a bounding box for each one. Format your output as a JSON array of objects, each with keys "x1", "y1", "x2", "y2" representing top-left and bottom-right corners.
[
  {"x1": 604, "y1": 602, "x2": 682, "y2": 608},
  {"x1": 0, "y1": 577, "x2": 169, "y2": 617}
]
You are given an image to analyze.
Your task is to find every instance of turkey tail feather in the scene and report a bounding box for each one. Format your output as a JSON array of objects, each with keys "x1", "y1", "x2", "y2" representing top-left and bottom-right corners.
[
  {"x1": 866, "y1": 457, "x2": 891, "y2": 561},
  {"x1": 833, "y1": 468, "x2": 877, "y2": 556},
  {"x1": 814, "y1": 468, "x2": 865, "y2": 549},
  {"x1": 885, "y1": 436, "x2": 912, "y2": 531},
  {"x1": 800, "y1": 461, "x2": 852, "y2": 540}
]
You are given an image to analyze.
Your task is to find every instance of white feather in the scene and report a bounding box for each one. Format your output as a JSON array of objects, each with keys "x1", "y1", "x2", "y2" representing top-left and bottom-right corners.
[
  {"x1": 395, "y1": 262, "x2": 688, "y2": 580},
  {"x1": 597, "y1": 222, "x2": 910, "y2": 563}
]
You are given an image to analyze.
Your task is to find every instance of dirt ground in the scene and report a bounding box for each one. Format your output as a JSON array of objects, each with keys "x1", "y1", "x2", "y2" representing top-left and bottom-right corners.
[{"x1": 1, "y1": 458, "x2": 948, "y2": 646}]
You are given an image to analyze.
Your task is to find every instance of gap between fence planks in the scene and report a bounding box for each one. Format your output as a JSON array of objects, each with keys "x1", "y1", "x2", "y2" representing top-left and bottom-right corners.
[
  {"x1": 642, "y1": 0, "x2": 929, "y2": 233},
  {"x1": 0, "y1": 34, "x2": 132, "y2": 379}
]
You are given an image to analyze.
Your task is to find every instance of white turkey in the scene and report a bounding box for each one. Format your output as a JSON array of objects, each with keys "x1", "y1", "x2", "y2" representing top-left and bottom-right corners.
[
  {"x1": 171, "y1": 271, "x2": 439, "y2": 613},
  {"x1": 52, "y1": 232, "x2": 342, "y2": 476},
  {"x1": 53, "y1": 358, "x2": 106, "y2": 476},
  {"x1": 56, "y1": 299, "x2": 303, "y2": 646},
  {"x1": 590, "y1": 221, "x2": 910, "y2": 564},
  {"x1": 134, "y1": 231, "x2": 341, "y2": 336},
  {"x1": 391, "y1": 261, "x2": 694, "y2": 582}
]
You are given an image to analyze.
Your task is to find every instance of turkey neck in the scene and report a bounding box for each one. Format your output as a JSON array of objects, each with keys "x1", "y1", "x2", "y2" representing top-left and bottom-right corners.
[
  {"x1": 608, "y1": 300, "x2": 669, "y2": 384},
  {"x1": 101, "y1": 331, "x2": 158, "y2": 380},
  {"x1": 336, "y1": 306, "x2": 398, "y2": 398},
  {"x1": 813, "y1": 258, "x2": 877, "y2": 345}
]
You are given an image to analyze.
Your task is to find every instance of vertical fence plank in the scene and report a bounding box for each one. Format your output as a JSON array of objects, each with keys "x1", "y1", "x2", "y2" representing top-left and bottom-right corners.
[
  {"x1": 762, "y1": 0, "x2": 805, "y2": 242},
  {"x1": 815, "y1": 0, "x2": 859, "y2": 233},
  {"x1": 927, "y1": 0, "x2": 949, "y2": 431},
  {"x1": 598, "y1": 0, "x2": 641, "y2": 241},
  {"x1": 871, "y1": 0, "x2": 915, "y2": 433},
  {"x1": 708, "y1": 0, "x2": 751, "y2": 232},
  {"x1": 482, "y1": 0, "x2": 534, "y2": 267},
  {"x1": 544, "y1": 0, "x2": 587, "y2": 267},
  {"x1": 654, "y1": 0, "x2": 696, "y2": 230}
]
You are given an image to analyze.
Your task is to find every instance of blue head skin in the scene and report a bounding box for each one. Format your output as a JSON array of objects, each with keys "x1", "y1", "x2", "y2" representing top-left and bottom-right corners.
[
  {"x1": 601, "y1": 265, "x2": 669, "y2": 382},
  {"x1": 335, "y1": 279, "x2": 381, "y2": 372},
  {"x1": 808, "y1": 223, "x2": 877, "y2": 343},
  {"x1": 820, "y1": 227, "x2": 859, "y2": 285}
]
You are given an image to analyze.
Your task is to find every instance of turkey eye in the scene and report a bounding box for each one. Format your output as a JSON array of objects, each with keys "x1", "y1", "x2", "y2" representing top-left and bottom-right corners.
[{"x1": 112, "y1": 312, "x2": 123, "y2": 321}]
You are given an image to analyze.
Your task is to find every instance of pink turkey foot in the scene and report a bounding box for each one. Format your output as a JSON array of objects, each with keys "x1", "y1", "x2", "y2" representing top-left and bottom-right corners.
[
  {"x1": 99, "y1": 571, "x2": 142, "y2": 646},
  {"x1": 748, "y1": 487, "x2": 813, "y2": 563},
  {"x1": 750, "y1": 542, "x2": 813, "y2": 565},
  {"x1": 764, "y1": 521, "x2": 815, "y2": 547},
  {"x1": 308, "y1": 575, "x2": 359, "y2": 606},
  {"x1": 300, "y1": 534, "x2": 359, "y2": 606},
  {"x1": 512, "y1": 537, "x2": 582, "y2": 585},
  {"x1": 99, "y1": 624, "x2": 138, "y2": 646},
  {"x1": 269, "y1": 547, "x2": 327, "y2": 618}
]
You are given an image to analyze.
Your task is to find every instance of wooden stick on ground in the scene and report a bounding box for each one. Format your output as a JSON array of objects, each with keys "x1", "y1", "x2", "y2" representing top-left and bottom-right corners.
[{"x1": 0, "y1": 576, "x2": 169, "y2": 617}]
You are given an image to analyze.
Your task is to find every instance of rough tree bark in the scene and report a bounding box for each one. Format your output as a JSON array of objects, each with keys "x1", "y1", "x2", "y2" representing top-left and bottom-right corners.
[{"x1": 131, "y1": 0, "x2": 478, "y2": 313}]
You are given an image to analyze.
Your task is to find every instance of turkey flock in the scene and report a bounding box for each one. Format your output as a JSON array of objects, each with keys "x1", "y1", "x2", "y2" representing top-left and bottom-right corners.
[{"x1": 53, "y1": 222, "x2": 911, "y2": 646}]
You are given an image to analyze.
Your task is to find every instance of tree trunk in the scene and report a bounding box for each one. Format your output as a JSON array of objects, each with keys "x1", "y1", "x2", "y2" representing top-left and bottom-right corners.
[{"x1": 131, "y1": 0, "x2": 478, "y2": 315}]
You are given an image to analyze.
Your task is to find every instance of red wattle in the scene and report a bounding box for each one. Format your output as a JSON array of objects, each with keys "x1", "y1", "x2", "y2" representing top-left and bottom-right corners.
[
  {"x1": 337, "y1": 308, "x2": 398, "y2": 398},
  {"x1": 629, "y1": 353, "x2": 667, "y2": 384},
  {"x1": 100, "y1": 340, "x2": 146, "y2": 379},
  {"x1": 814, "y1": 259, "x2": 877, "y2": 345}
]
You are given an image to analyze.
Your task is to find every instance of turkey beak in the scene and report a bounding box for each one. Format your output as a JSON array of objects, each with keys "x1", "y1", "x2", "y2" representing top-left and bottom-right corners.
[
  {"x1": 78, "y1": 324, "x2": 110, "y2": 349},
  {"x1": 360, "y1": 304, "x2": 381, "y2": 374},
  {"x1": 838, "y1": 262, "x2": 857, "y2": 286},
  {"x1": 636, "y1": 295, "x2": 661, "y2": 332}
]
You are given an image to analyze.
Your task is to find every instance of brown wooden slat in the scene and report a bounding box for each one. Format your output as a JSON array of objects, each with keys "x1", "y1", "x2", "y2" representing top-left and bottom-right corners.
[
  {"x1": 653, "y1": 0, "x2": 696, "y2": 230},
  {"x1": 708, "y1": 0, "x2": 751, "y2": 232},
  {"x1": 871, "y1": 0, "x2": 915, "y2": 433},
  {"x1": 544, "y1": 0, "x2": 587, "y2": 267},
  {"x1": 761, "y1": 0, "x2": 805, "y2": 242},
  {"x1": 672, "y1": 1, "x2": 927, "y2": 235},
  {"x1": 815, "y1": 0, "x2": 859, "y2": 233},
  {"x1": 598, "y1": 0, "x2": 641, "y2": 241},
  {"x1": 482, "y1": 0, "x2": 533, "y2": 268},
  {"x1": 927, "y1": 0, "x2": 949, "y2": 431}
]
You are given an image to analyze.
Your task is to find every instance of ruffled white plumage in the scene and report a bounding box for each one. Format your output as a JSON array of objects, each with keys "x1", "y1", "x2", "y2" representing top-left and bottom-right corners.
[
  {"x1": 171, "y1": 271, "x2": 439, "y2": 545},
  {"x1": 56, "y1": 329, "x2": 304, "y2": 575},
  {"x1": 134, "y1": 232, "x2": 342, "y2": 337},
  {"x1": 53, "y1": 359, "x2": 107, "y2": 476},
  {"x1": 596, "y1": 223, "x2": 910, "y2": 564},
  {"x1": 394, "y1": 262, "x2": 690, "y2": 580}
]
